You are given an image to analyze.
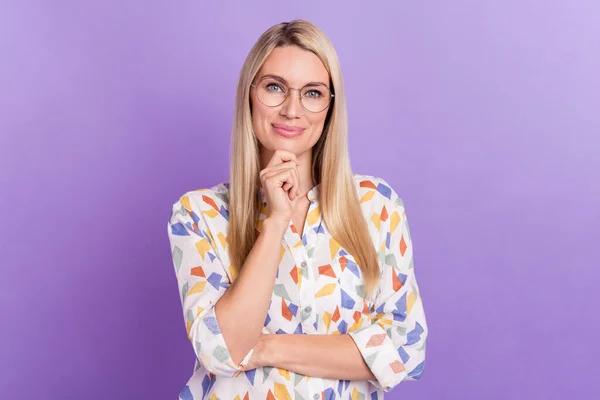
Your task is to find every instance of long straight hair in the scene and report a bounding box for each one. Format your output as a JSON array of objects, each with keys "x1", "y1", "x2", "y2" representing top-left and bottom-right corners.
[{"x1": 228, "y1": 20, "x2": 380, "y2": 299}]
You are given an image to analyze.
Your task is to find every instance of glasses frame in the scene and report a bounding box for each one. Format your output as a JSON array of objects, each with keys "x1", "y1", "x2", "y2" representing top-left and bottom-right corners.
[{"x1": 250, "y1": 77, "x2": 335, "y2": 113}]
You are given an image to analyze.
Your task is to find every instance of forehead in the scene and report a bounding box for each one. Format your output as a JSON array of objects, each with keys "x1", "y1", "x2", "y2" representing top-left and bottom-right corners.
[{"x1": 257, "y1": 46, "x2": 329, "y2": 86}]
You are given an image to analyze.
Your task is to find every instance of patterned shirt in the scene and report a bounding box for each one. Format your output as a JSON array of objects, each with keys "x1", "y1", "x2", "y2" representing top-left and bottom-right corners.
[{"x1": 167, "y1": 173, "x2": 427, "y2": 400}]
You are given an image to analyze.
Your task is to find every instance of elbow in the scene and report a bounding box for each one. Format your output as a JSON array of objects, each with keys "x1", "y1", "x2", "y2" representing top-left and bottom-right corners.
[
  {"x1": 195, "y1": 349, "x2": 241, "y2": 378},
  {"x1": 187, "y1": 309, "x2": 246, "y2": 378},
  {"x1": 404, "y1": 320, "x2": 427, "y2": 381},
  {"x1": 405, "y1": 328, "x2": 427, "y2": 381},
  {"x1": 385, "y1": 340, "x2": 427, "y2": 390},
  {"x1": 379, "y1": 357, "x2": 426, "y2": 393},
  {"x1": 407, "y1": 359, "x2": 425, "y2": 380}
]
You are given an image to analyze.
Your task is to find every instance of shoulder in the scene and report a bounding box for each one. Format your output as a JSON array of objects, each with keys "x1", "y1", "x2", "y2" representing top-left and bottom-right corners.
[
  {"x1": 169, "y1": 181, "x2": 230, "y2": 223},
  {"x1": 352, "y1": 173, "x2": 405, "y2": 211}
]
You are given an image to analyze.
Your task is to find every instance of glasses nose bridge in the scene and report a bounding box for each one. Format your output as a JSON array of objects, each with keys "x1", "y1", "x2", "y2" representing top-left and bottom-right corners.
[
  {"x1": 282, "y1": 86, "x2": 304, "y2": 109},
  {"x1": 285, "y1": 86, "x2": 303, "y2": 101}
]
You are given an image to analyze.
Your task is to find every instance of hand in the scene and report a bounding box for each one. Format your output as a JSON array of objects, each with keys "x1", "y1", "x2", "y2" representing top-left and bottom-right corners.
[
  {"x1": 243, "y1": 334, "x2": 272, "y2": 370},
  {"x1": 259, "y1": 150, "x2": 301, "y2": 222}
]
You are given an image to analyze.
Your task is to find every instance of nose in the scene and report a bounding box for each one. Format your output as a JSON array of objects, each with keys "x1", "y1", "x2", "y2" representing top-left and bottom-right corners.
[{"x1": 280, "y1": 88, "x2": 303, "y2": 118}]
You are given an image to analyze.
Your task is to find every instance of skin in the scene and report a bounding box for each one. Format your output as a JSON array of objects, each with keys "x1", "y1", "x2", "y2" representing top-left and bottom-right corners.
[
  {"x1": 252, "y1": 45, "x2": 331, "y2": 235},
  {"x1": 215, "y1": 45, "x2": 375, "y2": 383}
]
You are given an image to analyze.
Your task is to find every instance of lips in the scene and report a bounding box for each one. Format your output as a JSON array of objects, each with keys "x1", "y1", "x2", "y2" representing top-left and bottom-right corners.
[{"x1": 272, "y1": 123, "x2": 305, "y2": 138}]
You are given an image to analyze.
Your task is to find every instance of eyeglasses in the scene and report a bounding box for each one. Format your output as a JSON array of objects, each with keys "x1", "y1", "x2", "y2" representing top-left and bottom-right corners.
[{"x1": 250, "y1": 76, "x2": 334, "y2": 113}]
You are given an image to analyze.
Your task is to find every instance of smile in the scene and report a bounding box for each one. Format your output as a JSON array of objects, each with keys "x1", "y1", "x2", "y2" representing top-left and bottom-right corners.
[{"x1": 272, "y1": 123, "x2": 305, "y2": 138}]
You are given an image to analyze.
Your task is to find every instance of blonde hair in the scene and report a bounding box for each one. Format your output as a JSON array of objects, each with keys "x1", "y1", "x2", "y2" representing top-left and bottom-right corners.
[{"x1": 228, "y1": 19, "x2": 380, "y2": 299}]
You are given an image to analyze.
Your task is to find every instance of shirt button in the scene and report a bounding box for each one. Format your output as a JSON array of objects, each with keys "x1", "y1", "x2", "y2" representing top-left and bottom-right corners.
[
  {"x1": 304, "y1": 306, "x2": 312, "y2": 314},
  {"x1": 313, "y1": 394, "x2": 320, "y2": 400},
  {"x1": 300, "y1": 261, "x2": 307, "y2": 268}
]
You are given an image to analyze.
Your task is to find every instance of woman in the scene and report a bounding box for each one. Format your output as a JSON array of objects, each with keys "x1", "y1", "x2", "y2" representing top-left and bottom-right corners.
[{"x1": 167, "y1": 19, "x2": 427, "y2": 400}]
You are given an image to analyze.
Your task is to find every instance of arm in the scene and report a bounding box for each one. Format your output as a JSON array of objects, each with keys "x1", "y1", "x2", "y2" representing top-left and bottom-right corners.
[
  {"x1": 346, "y1": 185, "x2": 428, "y2": 391},
  {"x1": 214, "y1": 215, "x2": 288, "y2": 365},
  {"x1": 167, "y1": 192, "x2": 288, "y2": 376},
  {"x1": 256, "y1": 333, "x2": 377, "y2": 381},
  {"x1": 256, "y1": 185, "x2": 428, "y2": 391}
]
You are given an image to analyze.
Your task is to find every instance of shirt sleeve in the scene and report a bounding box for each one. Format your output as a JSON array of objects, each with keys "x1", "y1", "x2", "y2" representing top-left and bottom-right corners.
[
  {"x1": 348, "y1": 184, "x2": 428, "y2": 392},
  {"x1": 167, "y1": 192, "x2": 254, "y2": 378}
]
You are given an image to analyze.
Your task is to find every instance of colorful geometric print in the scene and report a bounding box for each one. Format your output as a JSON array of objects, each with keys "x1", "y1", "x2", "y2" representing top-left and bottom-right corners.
[{"x1": 167, "y1": 173, "x2": 427, "y2": 399}]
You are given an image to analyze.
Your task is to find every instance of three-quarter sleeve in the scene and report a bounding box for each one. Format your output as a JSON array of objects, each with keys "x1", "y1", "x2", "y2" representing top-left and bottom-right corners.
[
  {"x1": 167, "y1": 192, "x2": 254, "y2": 377},
  {"x1": 348, "y1": 184, "x2": 428, "y2": 392}
]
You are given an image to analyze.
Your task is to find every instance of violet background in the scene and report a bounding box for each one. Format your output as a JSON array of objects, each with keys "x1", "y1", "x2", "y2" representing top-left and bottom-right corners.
[{"x1": 1, "y1": 1, "x2": 599, "y2": 399}]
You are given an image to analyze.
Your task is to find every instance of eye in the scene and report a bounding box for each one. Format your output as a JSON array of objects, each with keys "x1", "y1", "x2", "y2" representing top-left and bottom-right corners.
[
  {"x1": 305, "y1": 90, "x2": 323, "y2": 99},
  {"x1": 266, "y1": 83, "x2": 284, "y2": 93}
]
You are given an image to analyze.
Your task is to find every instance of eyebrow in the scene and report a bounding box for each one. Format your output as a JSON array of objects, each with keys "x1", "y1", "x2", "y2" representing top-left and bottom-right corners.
[{"x1": 260, "y1": 74, "x2": 329, "y2": 88}]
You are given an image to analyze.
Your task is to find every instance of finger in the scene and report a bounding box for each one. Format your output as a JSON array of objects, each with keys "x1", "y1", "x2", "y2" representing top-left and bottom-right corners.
[
  {"x1": 273, "y1": 170, "x2": 296, "y2": 200},
  {"x1": 282, "y1": 179, "x2": 294, "y2": 192},
  {"x1": 263, "y1": 165, "x2": 297, "y2": 192},
  {"x1": 292, "y1": 164, "x2": 300, "y2": 196},
  {"x1": 266, "y1": 149, "x2": 298, "y2": 168},
  {"x1": 265, "y1": 170, "x2": 296, "y2": 199},
  {"x1": 288, "y1": 167, "x2": 299, "y2": 197},
  {"x1": 261, "y1": 161, "x2": 298, "y2": 175},
  {"x1": 259, "y1": 161, "x2": 295, "y2": 186},
  {"x1": 265, "y1": 161, "x2": 300, "y2": 196}
]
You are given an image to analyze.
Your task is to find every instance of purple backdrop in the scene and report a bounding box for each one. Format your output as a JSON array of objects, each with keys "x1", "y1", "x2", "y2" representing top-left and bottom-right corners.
[{"x1": 1, "y1": 1, "x2": 599, "y2": 399}]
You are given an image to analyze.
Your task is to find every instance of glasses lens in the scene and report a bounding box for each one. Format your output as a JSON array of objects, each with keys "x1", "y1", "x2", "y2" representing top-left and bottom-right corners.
[
  {"x1": 254, "y1": 78, "x2": 333, "y2": 112},
  {"x1": 301, "y1": 84, "x2": 332, "y2": 113},
  {"x1": 257, "y1": 78, "x2": 287, "y2": 107}
]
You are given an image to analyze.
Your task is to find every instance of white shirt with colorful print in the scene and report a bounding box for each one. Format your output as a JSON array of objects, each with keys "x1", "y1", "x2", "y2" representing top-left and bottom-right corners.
[{"x1": 167, "y1": 173, "x2": 427, "y2": 399}]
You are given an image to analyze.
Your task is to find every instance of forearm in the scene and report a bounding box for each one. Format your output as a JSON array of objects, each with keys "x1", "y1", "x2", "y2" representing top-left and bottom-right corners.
[
  {"x1": 215, "y1": 217, "x2": 288, "y2": 364},
  {"x1": 260, "y1": 334, "x2": 376, "y2": 381}
]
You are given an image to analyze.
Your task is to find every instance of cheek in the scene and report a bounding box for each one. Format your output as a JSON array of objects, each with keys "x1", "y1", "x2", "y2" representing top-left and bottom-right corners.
[
  {"x1": 251, "y1": 103, "x2": 267, "y2": 127},
  {"x1": 307, "y1": 112, "x2": 328, "y2": 132}
]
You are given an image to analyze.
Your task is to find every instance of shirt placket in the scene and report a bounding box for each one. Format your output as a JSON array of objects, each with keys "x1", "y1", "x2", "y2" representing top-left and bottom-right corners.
[
  {"x1": 282, "y1": 194, "x2": 325, "y2": 400},
  {"x1": 282, "y1": 204, "x2": 317, "y2": 334},
  {"x1": 259, "y1": 186, "x2": 325, "y2": 400}
]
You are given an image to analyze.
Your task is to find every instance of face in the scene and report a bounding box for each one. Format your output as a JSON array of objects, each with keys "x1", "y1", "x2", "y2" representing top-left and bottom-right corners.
[{"x1": 250, "y1": 46, "x2": 331, "y2": 161}]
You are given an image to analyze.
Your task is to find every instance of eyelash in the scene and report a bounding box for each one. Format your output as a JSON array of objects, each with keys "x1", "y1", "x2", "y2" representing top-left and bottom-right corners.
[
  {"x1": 266, "y1": 84, "x2": 323, "y2": 98},
  {"x1": 266, "y1": 83, "x2": 283, "y2": 92}
]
